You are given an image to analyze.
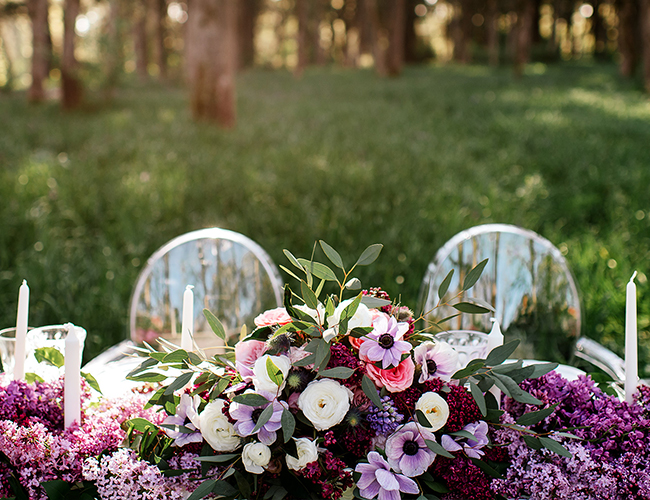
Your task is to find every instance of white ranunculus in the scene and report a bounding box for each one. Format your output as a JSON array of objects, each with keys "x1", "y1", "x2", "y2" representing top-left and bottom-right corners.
[
  {"x1": 252, "y1": 354, "x2": 291, "y2": 393},
  {"x1": 415, "y1": 392, "x2": 450, "y2": 432},
  {"x1": 199, "y1": 399, "x2": 241, "y2": 452},
  {"x1": 285, "y1": 437, "x2": 319, "y2": 471},
  {"x1": 298, "y1": 378, "x2": 352, "y2": 431},
  {"x1": 242, "y1": 442, "x2": 271, "y2": 474},
  {"x1": 325, "y1": 298, "x2": 373, "y2": 341}
]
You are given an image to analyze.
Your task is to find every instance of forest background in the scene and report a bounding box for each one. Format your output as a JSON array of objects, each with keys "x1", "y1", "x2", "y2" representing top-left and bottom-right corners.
[{"x1": 1, "y1": 0, "x2": 650, "y2": 376}]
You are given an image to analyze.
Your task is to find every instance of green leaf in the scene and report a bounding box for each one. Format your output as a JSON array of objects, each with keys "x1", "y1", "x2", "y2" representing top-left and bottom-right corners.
[
  {"x1": 362, "y1": 374, "x2": 384, "y2": 410},
  {"x1": 452, "y1": 302, "x2": 491, "y2": 314},
  {"x1": 235, "y1": 471, "x2": 251, "y2": 499},
  {"x1": 462, "y1": 258, "x2": 488, "y2": 291},
  {"x1": 300, "y1": 281, "x2": 320, "y2": 310},
  {"x1": 449, "y1": 430, "x2": 476, "y2": 440},
  {"x1": 415, "y1": 409, "x2": 432, "y2": 428},
  {"x1": 159, "y1": 423, "x2": 196, "y2": 434},
  {"x1": 297, "y1": 259, "x2": 338, "y2": 281},
  {"x1": 360, "y1": 295, "x2": 391, "y2": 308},
  {"x1": 270, "y1": 486, "x2": 288, "y2": 500},
  {"x1": 490, "y1": 360, "x2": 524, "y2": 373},
  {"x1": 438, "y1": 269, "x2": 454, "y2": 300},
  {"x1": 516, "y1": 403, "x2": 558, "y2": 426},
  {"x1": 266, "y1": 356, "x2": 285, "y2": 387},
  {"x1": 319, "y1": 240, "x2": 344, "y2": 269},
  {"x1": 196, "y1": 454, "x2": 239, "y2": 462},
  {"x1": 314, "y1": 338, "x2": 332, "y2": 371},
  {"x1": 34, "y1": 347, "x2": 64, "y2": 368},
  {"x1": 292, "y1": 353, "x2": 316, "y2": 367},
  {"x1": 24, "y1": 372, "x2": 45, "y2": 383},
  {"x1": 529, "y1": 362, "x2": 559, "y2": 379},
  {"x1": 555, "y1": 431, "x2": 582, "y2": 440},
  {"x1": 164, "y1": 371, "x2": 194, "y2": 396},
  {"x1": 186, "y1": 480, "x2": 217, "y2": 500},
  {"x1": 80, "y1": 371, "x2": 102, "y2": 394},
  {"x1": 162, "y1": 350, "x2": 189, "y2": 364},
  {"x1": 280, "y1": 264, "x2": 302, "y2": 282},
  {"x1": 127, "y1": 371, "x2": 168, "y2": 383},
  {"x1": 469, "y1": 381, "x2": 487, "y2": 417},
  {"x1": 125, "y1": 417, "x2": 157, "y2": 433},
  {"x1": 232, "y1": 393, "x2": 269, "y2": 406},
  {"x1": 424, "y1": 439, "x2": 455, "y2": 459},
  {"x1": 317, "y1": 366, "x2": 355, "y2": 379},
  {"x1": 345, "y1": 278, "x2": 362, "y2": 290},
  {"x1": 469, "y1": 457, "x2": 504, "y2": 478},
  {"x1": 42, "y1": 480, "x2": 70, "y2": 500},
  {"x1": 490, "y1": 372, "x2": 542, "y2": 405},
  {"x1": 350, "y1": 326, "x2": 373, "y2": 338},
  {"x1": 523, "y1": 435, "x2": 543, "y2": 450},
  {"x1": 203, "y1": 309, "x2": 226, "y2": 341},
  {"x1": 354, "y1": 243, "x2": 383, "y2": 267},
  {"x1": 485, "y1": 340, "x2": 521, "y2": 366},
  {"x1": 281, "y1": 408, "x2": 295, "y2": 443},
  {"x1": 539, "y1": 436, "x2": 572, "y2": 458},
  {"x1": 252, "y1": 404, "x2": 274, "y2": 434},
  {"x1": 452, "y1": 358, "x2": 486, "y2": 379},
  {"x1": 283, "y1": 249, "x2": 305, "y2": 271}
]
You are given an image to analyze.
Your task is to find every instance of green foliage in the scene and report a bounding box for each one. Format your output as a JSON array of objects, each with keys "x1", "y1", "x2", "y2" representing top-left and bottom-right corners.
[{"x1": 1, "y1": 64, "x2": 649, "y2": 375}]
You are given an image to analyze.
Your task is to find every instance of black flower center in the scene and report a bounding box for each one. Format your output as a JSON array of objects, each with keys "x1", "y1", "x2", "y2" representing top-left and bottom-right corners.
[
  {"x1": 379, "y1": 334, "x2": 395, "y2": 349},
  {"x1": 251, "y1": 408, "x2": 264, "y2": 424},
  {"x1": 426, "y1": 359, "x2": 438, "y2": 374},
  {"x1": 403, "y1": 440, "x2": 419, "y2": 456}
]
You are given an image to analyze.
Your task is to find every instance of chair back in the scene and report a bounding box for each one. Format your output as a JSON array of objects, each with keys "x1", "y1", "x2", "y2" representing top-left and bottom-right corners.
[
  {"x1": 129, "y1": 228, "x2": 283, "y2": 349},
  {"x1": 417, "y1": 224, "x2": 581, "y2": 363}
]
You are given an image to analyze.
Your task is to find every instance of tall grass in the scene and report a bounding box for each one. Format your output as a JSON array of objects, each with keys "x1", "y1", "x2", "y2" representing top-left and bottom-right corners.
[{"x1": 1, "y1": 62, "x2": 649, "y2": 372}]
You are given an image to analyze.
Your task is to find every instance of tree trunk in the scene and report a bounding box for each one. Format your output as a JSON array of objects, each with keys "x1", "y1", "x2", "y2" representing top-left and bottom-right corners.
[
  {"x1": 27, "y1": 0, "x2": 49, "y2": 103},
  {"x1": 151, "y1": 0, "x2": 167, "y2": 79},
  {"x1": 486, "y1": 0, "x2": 499, "y2": 66},
  {"x1": 452, "y1": 0, "x2": 473, "y2": 63},
  {"x1": 62, "y1": 0, "x2": 83, "y2": 109},
  {"x1": 387, "y1": 0, "x2": 406, "y2": 75},
  {"x1": 618, "y1": 0, "x2": 640, "y2": 77},
  {"x1": 133, "y1": 0, "x2": 148, "y2": 81},
  {"x1": 641, "y1": 0, "x2": 650, "y2": 91},
  {"x1": 295, "y1": 0, "x2": 309, "y2": 76},
  {"x1": 237, "y1": 0, "x2": 258, "y2": 69},
  {"x1": 366, "y1": 0, "x2": 388, "y2": 76},
  {"x1": 404, "y1": 0, "x2": 419, "y2": 63},
  {"x1": 513, "y1": 0, "x2": 535, "y2": 77},
  {"x1": 103, "y1": 0, "x2": 124, "y2": 99},
  {"x1": 187, "y1": 0, "x2": 238, "y2": 127},
  {"x1": 593, "y1": 0, "x2": 608, "y2": 59}
]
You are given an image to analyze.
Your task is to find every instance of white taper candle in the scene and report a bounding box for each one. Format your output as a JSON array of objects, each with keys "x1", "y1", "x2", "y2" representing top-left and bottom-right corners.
[
  {"x1": 485, "y1": 318, "x2": 504, "y2": 408},
  {"x1": 13, "y1": 280, "x2": 29, "y2": 380},
  {"x1": 181, "y1": 285, "x2": 194, "y2": 351},
  {"x1": 64, "y1": 323, "x2": 81, "y2": 427},
  {"x1": 625, "y1": 271, "x2": 638, "y2": 405}
]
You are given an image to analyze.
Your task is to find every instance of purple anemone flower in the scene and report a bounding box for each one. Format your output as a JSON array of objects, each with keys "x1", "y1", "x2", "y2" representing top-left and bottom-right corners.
[
  {"x1": 385, "y1": 421, "x2": 437, "y2": 477},
  {"x1": 359, "y1": 314, "x2": 412, "y2": 369},
  {"x1": 162, "y1": 394, "x2": 203, "y2": 447},
  {"x1": 413, "y1": 340, "x2": 459, "y2": 383},
  {"x1": 355, "y1": 451, "x2": 419, "y2": 500},
  {"x1": 229, "y1": 392, "x2": 288, "y2": 446},
  {"x1": 441, "y1": 420, "x2": 489, "y2": 459}
]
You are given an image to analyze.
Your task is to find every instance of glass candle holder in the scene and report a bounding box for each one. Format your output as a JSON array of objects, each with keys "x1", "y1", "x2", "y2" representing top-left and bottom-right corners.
[{"x1": 435, "y1": 330, "x2": 489, "y2": 369}]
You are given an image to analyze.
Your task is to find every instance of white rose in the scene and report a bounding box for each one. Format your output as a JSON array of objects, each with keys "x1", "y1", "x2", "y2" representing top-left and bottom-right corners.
[
  {"x1": 325, "y1": 298, "x2": 372, "y2": 341},
  {"x1": 242, "y1": 442, "x2": 271, "y2": 474},
  {"x1": 295, "y1": 303, "x2": 326, "y2": 325},
  {"x1": 415, "y1": 392, "x2": 450, "y2": 432},
  {"x1": 285, "y1": 437, "x2": 319, "y2": 471},
  {"x1": 298, "y1": 378, "x2": 352, "y2": 431},
  {"x1": 252, "y1": 354, "x2": 291, "y2": 393},
  {"x1": 199, "y1": 399, "x2": 241, "y2": 452}
]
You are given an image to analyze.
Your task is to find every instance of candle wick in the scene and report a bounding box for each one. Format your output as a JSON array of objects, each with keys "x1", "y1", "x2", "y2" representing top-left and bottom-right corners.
[
  {"x1": 185, "y1": 285, "x2": 194, "y2": 291},
  {"x1": 22, "y1": 279, "x2": 27, "y2": 286},
  {"x1": 631, "y1": 271, "x2": 638, "y2": 283}
]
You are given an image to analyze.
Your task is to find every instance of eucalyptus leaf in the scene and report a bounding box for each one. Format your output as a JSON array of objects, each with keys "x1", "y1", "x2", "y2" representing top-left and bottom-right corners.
[
  {"x1": 345, "y1": 278, "x2": 362, "y2": 290},
  {"x1": 354, "y1": 243, "x2": 383, "y2": 267},
  {"x1": 490, "y1": 372, "x2": 542, "y2": 405},
  {"x1": 232, "y1": 393, "x2": 269, "y2": 406},
  {"x1": 424, "y1": 439, "x2": 455, "y2": 459},
  {"x1": 452, "y1": 302, "x2": 491, "y2": 314},
  {"x1": 297, "y1": 259, "x2": 338, "y2": 281},
  {"x1": 281, "y1": 408, "x2": 295, "y2": 443},
  {"x1": 360, "y1": 296, "x2": 392, "y2": 308},
  {"x1": 127, "y1": 372, "x2": 168, "y2": 383},
  {"x1": 280, "y1": 264, "x2": 303, "y2": 282},
  {"x1": 300, "y1": 281, "x2": 320, "y2": 310},
  {"x1": 283, "y1": 249, "x2": 304, "y2": 271},
  {"x1": 523, "y1": 435, "x2": 543, "y2": 450},
  {"x1": 362, "y1": 375, "x2": 384, "y2": 410},
  {"x1": 252, "y1": 404, "x2": 274, "y2": 434},
  {"x1": 317, "y1": 366, "x2": 355, "y2": 379},
  {"x1": 469, "y1": 380, "x2": 487, "y2": 417},
  {"x1": 469, "y1": 457, "x2": 503, "y2": 479},
  {"x1": 415, "y1": 409, "x2": 433, "y2": 428},
  {"x1": 266, "y1": 356, "x2": 285, "y2": 387},
  {"x1": 164, "y1": 371, "x2": 194, "y2": 396},
  {"x1": 203, "y1": 309, "x2": 226, "y2": 341},
  {"x1": 438, "y1": 269, "x2": 454, "y2": 300},
  {"x1": 539, "y1": 436, "x2": 572, "y2": 458},
  {"x1": 529, "y1": 362, "x2": 559, "y2": 379},
  {"x1": 485, "y1": 340, "x2": 521, "y2": 366},
  {"x1": 319, "y1": 240, "x2": 344, "y2": 269},
  {"x1": 197, "y1": 454, "x2": 239, "y2": 462},
  {"x1": 516, "y1": 403, "x2": 558, "y2": 426},
  {"x1": 462, "y1": 258, "x2": 488, "y2": 291},
  {"x1": 452, "y1": 358, "x2": 486, "y2": 379}
]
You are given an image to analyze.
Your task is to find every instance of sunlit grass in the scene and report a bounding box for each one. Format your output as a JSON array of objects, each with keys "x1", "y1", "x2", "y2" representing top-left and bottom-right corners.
[{"x1": 1, "y1": 62, "x2": 649, "y2": 374}]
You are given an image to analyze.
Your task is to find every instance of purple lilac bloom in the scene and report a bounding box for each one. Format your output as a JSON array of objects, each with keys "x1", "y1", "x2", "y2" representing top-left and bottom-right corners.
[
  {"x1": 355, "y1": 451, "x2": 419, "y2": 500},
  {"x1": 366, "y1": 395, "x2": 404, "y2": 436},
  {"x1": 441, "y1": 420, "x2": 489, "y2": 459},
  {"x1": 359, "y1": 314, "x2": 411, "y2": 369},
  {"x1": 162, "y1": 394, "x2": 203, "y2": 447},
  {"x1": 384, "y1": 421, "x2": 436, "y2": 477},
  {"x1": 413, "y1": 341, "x2": 459, "y2": 383},
  {"x1": 229, "y1": 392, "x2": 288, "y2": 445}
]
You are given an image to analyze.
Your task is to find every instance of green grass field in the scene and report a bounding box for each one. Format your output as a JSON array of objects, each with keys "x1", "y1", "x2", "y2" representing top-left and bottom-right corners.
[{"x1": 1, "y1": 62, "x2": 649, "y2": 373}]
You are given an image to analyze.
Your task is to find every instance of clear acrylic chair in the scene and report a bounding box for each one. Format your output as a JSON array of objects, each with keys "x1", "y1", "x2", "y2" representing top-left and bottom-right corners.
[
  {"x1": 417, "y1": 224, "x2": 625, "y2": 383},
  {"x1": 84, "y1": 228, "x2": 284, "y2": 395}
]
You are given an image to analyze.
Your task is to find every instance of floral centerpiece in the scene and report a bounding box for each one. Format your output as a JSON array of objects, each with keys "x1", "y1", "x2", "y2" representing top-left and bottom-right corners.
[{"x1": 1, "y1": 242, "x2": 649, "y2": 500}]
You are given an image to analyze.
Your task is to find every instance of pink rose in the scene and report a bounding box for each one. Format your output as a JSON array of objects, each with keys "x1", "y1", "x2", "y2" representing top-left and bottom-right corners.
[
  {"x1": 235, "y1": 340, "x2": 268, "y2": 382},
  {"x1": 365, "y1": 357, "x2": 415, "y2": 393},
  {"x1": 254, "y1": 307, "x2": 292, "y2": 327}
]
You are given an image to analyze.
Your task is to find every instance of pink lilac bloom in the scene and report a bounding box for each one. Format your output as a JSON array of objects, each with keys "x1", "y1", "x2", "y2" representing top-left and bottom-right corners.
[
  {"x1": 162, "y1": 393, "x2": 203, "y2": 446},
  {"x1": 384, "y1": 421, "x2": 437, "y2": 477},
  {"x1": 359, "y1": 314, "x2": 411, "y2": 369},
  {"x1": 441, "y1": 420, "x2": 489, "y2": 459},
  {"x1": 355, "y1": 451, "x2": 419, "y2": 500},
  {"x1": 229, "y1": 392, "x2": 288, "y2": 445},
  {"x1": 413, "y1": 341, "x2": 459, "y2": 383}
]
